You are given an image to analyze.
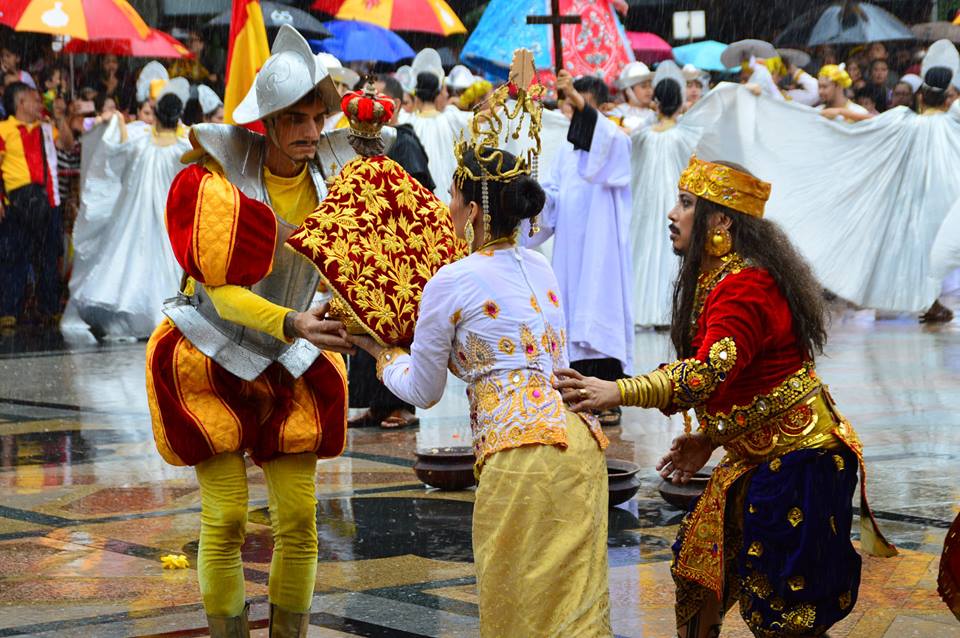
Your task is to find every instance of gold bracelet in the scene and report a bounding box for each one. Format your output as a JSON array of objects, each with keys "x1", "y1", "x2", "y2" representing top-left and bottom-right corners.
[
  {"x1": 617, "y1": 370, "x2": 673, "y2": 409},
  {"x1": 375, "y1": 347, "x2": 408, "y2": 380}
]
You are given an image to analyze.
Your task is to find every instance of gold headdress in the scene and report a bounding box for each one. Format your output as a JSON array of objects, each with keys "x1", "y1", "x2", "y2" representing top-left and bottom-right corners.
[
  {"x1": 678, "y1": 156, "x2": 771, "y2": 219},
  {"x1": 453, "y1": 49, "x2": 545, "y2": 244},
  {"x1": 818, "y1": 64, "x2": 852, "y2": 89}
]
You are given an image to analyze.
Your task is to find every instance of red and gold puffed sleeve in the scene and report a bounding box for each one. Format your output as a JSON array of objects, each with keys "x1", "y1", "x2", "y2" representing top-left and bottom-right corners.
[
  {"x1": 165, "y1": 163, "x2": 278, "y2": 287},
  {"x1": 661, "y1": 269, "x2": 773, "y2": 410},
  {"x1": 618, "y1": 269, "x2": 788, "y2": 412}
]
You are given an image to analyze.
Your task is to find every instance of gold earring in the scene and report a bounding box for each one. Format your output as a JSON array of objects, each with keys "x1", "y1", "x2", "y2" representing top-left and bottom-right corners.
[
  {"x1": 705, "y1": 226, "x2": 732, "y2": 257},
  {"x1": 464, "y1": 219, "x2": 475, "y2": 251}
]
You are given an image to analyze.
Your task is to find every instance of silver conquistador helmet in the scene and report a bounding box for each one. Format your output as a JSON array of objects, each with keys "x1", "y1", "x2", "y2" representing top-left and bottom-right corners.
[{"x1": 233, "y1": 24, "x2": 341, "y2": 125}]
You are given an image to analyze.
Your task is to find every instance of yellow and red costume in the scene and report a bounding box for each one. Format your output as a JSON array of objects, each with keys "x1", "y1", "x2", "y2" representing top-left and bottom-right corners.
[
  {"x1": 618, "y1": 157, "x2": 895, "y2": 637},
  {"x1": 147, "y1": 161, "x2": 347, "y2": 467}
]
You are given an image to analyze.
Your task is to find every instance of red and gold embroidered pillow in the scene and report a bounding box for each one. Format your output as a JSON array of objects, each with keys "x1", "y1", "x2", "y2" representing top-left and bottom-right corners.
[{"x1": 287, "y1": 155, "x2": 464, "y2": 346}]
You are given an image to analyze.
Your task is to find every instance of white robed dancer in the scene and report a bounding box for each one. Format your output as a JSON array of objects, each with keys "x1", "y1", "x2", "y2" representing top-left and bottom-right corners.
[
  {"x1": 402, "y1": 49, "x2": 470, "y2": 204},
  {"x1": 67, "y1": 84, "x2": 191, "y2": 339},
  {"x1": 684, "y1": 68, "x2": 960, "y2": 317},
  {"x1": 630, "y1": 61, "x2": 704, "y2": 327},
  {"x1": 526, "y1": 70, "x2": 633, "y2": 426}
]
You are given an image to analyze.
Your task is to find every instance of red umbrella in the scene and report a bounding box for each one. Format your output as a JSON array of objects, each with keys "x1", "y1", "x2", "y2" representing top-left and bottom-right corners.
[
  {"x1": 0, "y1": 0, "x2": 153, "y2": 41},
  {"x1": 64, "y1": 29, "x2": 192, "y2": 59},
  {"x1": 626, "y1": 31, "x2": 673, "y2": 65}
]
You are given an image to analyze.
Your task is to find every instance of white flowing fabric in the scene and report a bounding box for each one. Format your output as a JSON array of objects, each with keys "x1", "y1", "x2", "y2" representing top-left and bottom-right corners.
[
  {"x1": 67, "y1": 117, "x2": 190, "y2": 338},
  {"x1": 62, "y1": 118, "x2": 152, "y2": 335},
  {"x1": 407, "y1": 107, "x2": 471, "y2": 203},
  {"x1": 687, "y1": 83, "x2": 960, "y2": 313},
  {"x1": 526, "y1": 113, "x2": 634, "y2": 374},
  {"x1": 629, "y1": 120, "x2": 702, "y2": 326},
  {"x1": 931, "y1": 198, "x2": 960, "y2": 293}
]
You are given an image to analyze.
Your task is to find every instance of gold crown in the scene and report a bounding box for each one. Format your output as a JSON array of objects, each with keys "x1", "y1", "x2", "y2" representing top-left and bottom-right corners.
[
  {"x1": 453, "y1": 49, "x2": 544, "y2": 185},
  {"x1": 678, "y1": 155, "x2": 771, "y2": 219},
  {"x1": 341, "y1": 80, "x2": 395, "y2": 139}
]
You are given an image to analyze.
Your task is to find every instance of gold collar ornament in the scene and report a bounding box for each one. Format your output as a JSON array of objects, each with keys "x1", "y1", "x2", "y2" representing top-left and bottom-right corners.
[{"x1": 678, "y1": 155, "x2": 772, "y2": 219}]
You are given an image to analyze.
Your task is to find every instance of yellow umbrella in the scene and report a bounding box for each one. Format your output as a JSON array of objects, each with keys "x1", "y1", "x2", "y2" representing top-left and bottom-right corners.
[{"x1": 313, "y1": 0, "x2": 466, "y2": 36}]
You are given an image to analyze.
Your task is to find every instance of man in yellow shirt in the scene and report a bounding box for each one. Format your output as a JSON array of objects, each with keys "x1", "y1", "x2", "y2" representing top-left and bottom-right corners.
[
  {"x1": 146, "y1": 25, "x2": 378, "y2": 637},
  {"x1": 0, "y1": 81, "x2": 62, "y2": 330}
]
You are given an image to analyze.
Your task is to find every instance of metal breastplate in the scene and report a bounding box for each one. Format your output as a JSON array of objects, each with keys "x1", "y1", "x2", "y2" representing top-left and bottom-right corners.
[{"x1": 163, "y1": 125, "x2": 331, "y2": 381}]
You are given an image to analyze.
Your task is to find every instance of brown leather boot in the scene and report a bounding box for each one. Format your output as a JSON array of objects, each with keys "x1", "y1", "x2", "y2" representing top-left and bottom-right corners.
[
  {"x1": 268, "y1": 603, "x2": 310, "y2": 637},
  {"x1": 206, "y1": 602, "x2": 250, "y2": 637}
]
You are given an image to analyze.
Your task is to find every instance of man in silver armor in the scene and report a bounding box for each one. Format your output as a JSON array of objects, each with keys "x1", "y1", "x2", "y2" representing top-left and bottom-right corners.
[{"x1": 145, "y1": 25, "x2": 381, "y2": 637}]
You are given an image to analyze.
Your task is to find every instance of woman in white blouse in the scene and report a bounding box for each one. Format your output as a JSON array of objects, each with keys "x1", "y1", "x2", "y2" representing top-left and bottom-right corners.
[{"x1": 346, "y1": 147, "x2": 613, "y2": 637}]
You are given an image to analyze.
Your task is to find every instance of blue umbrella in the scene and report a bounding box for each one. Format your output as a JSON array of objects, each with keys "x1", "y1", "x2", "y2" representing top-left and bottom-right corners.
[
  {"x1": 309, "y1": 20, "x2": 415, "y2": 64},
  {"x1": 672, "y1": 40, "x2": 730, "y2": 72}
]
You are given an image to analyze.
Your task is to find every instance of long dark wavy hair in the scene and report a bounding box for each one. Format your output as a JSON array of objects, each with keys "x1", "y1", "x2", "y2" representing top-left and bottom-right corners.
[{"x1": 669, "y1": 182, "x2": 828, "y2": 360}]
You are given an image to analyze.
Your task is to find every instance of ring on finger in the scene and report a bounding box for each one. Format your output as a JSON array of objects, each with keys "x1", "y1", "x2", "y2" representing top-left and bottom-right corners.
[{"x1": 578, "y1": 388, "x2": 588, "y2": 398}]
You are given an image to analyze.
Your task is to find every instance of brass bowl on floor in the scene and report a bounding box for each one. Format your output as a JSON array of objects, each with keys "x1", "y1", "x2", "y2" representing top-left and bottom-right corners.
[
  {"x1": 658, "y1": 471, "x2": 712, "y2": 511},
  {"x1": 413, "y1": 447, "x2": 477, "y2": 491},
  {"x1": 607, "y1": 458, "x2": 642, "y2": 507}
]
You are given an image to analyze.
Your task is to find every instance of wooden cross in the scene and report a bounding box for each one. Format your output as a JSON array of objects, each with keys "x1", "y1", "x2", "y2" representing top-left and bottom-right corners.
[{"x1": 526, "y1": 0, "x2": 582, "y2": 74}]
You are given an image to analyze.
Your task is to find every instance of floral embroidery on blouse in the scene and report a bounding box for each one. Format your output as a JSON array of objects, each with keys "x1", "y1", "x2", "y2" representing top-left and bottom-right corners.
[
  {"x1": 544, "y1": 324, "x2": 563, "y2": 367},
  {"x1": 530, "y1": 295, "x2": 541, "y2": 313},
  {"x1": 461, "y1": 333, "x2": 495, "y2": 374},
  {"x1": 483, "y1": 300, "x2": 500, "y2": 319},
  {"x1": 519, "y1": 324, "x2": 539, "y2": 362},
  {"x1": 449, "y1": 308, "x2": 462, "y2": 325},
  {"x1": 547, "y1": 289, "x2": 560, "y2": 308},
  {"x1": 498, "y1": 337, "x2": 516, "y2": 355}
]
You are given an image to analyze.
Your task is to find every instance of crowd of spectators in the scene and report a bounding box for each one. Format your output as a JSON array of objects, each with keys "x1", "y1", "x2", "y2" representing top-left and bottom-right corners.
[{"x1": 0, "y1": 29, "x2": 224, "y2": 333}]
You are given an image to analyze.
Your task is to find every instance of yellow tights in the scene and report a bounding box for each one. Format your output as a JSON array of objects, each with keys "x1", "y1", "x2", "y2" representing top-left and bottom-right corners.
[{"x1": 195, "y1": 452, "x2": 319, "y2": 617}]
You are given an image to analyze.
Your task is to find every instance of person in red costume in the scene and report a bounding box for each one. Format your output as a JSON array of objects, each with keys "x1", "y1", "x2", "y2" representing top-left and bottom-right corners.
[
  {"x1": 554, "y1": 156, "x2": 897, "y2": 638},
  {"x1": 941, "y1": 515, "x2": 960, "y2": 622}
]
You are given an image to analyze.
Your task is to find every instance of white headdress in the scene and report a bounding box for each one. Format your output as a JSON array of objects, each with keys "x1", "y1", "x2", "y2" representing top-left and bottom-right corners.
[
  {"x1": 197, "y1": 84, "x2": 223, "y2": 115},
  {"x1": 412, "y1": 48, "x2": 445, "y2": 85},
  {"x1": 136, "y1": 61, "x2": 168, "y2": 104}
]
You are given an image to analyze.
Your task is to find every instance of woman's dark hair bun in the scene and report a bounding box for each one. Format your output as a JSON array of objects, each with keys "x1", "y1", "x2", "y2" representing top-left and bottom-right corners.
[
  {"x1": 415, "y1": 72, "x2": 440, "y2": 102},
  {"x1": 500, "y1": 175, "x2": 545, "y2": 220},
  {"x1": 654, "y1": 78, "x2": 683, "y2": 118},
  {"x1": 925, "y1": 66, "x2": 953, "y2": 90},
  {"x1": 156, "y1": 93, "x2": 183, "y2": 129}
]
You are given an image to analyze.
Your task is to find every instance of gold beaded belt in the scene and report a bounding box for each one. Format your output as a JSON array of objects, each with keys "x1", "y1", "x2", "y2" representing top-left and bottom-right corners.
[
  {"x1": 722, "y1": 388, "x2": 844, "y2": 465},
  {"x1": 697, "y1": 364, "x2": 822, "y2": 446}
]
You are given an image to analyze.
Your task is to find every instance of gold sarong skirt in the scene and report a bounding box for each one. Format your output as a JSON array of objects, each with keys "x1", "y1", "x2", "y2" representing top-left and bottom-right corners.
[{"x1": 472, "y1": 410, "x2": 612, "y2": 638}]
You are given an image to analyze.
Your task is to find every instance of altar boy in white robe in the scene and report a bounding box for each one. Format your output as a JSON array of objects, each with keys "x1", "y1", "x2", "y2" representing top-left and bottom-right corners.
[{"x1": 526, "y1": 69, "x2": 634, "y2": 426}]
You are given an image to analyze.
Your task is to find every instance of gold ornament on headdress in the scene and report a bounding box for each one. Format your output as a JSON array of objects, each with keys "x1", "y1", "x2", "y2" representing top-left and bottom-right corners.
[
  {"x1": 678, "y1": 155, "x2": 772, "y2": 219},
  {"x1": 453, "y1": 49, "x2": 544, "y2": 187}
]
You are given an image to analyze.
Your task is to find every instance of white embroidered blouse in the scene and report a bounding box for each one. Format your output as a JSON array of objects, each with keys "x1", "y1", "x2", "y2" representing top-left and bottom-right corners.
[{"x1": 379, "y1": 245, "x2": 608, "y2": 470}]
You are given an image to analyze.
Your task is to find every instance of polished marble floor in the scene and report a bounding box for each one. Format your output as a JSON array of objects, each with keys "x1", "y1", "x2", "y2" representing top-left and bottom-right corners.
[{"x1": 0, "y1": 308, "x2": 959, "y2": 637}]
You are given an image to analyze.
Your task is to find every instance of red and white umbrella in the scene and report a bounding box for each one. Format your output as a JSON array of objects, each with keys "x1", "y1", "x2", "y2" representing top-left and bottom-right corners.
[{"x1": 0, "y1": 0, "x2": 153, "y2": 41}]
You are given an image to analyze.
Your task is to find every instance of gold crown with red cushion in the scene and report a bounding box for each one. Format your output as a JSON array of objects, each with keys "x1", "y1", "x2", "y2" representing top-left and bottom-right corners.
[{"x1": 340, "y1": 80, "x2": 395, "y2": 139}]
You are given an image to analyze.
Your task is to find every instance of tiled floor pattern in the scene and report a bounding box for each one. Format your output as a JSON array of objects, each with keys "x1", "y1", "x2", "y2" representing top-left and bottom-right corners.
[{"x1": 0, "y1": 312, "x2": 958, "y2": 636}]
